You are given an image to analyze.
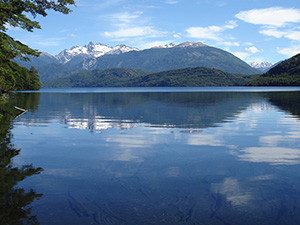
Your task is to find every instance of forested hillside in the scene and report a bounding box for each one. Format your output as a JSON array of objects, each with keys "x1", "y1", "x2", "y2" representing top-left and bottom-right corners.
[
  {"x1": 43, "y1": 67, "x2": 257, "y2": 88},
  {"x1": 92, "y1": 45, "x2": 260, "y2": 75},
  {"x1": 247, "y1": 53, "x2": 300, "y2": 86}
]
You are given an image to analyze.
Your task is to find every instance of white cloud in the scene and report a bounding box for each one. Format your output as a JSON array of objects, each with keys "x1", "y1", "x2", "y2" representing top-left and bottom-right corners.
[
  {"x1": 232, "y1": 52, "x2": 250, "y2": 60},
  {"x1": 277, "y1": 46, "x2": 300, "y2": 57},
  {"x1": 224, "y1": 20, "x2": 238, "y2": 29},
  {"x1": 246, "y1": 46, "x2": 261, "y2": 54},
  {"x1": 186, "y1": 20, "x2": 238, "y2": 41},
  {"x1": 104, "y1": 26, "x2": 164, "y2": 38},
  {"x1": 173, "y1": 33, "x2": 181, "y2": 39},
  {"x1": 103, "y1": 10, "x2": 167, "y2": 40},
  {"x1": 236, "y1": 7, "x2": 300, "y2": 27},
  {"x1": 232, "y1": 46, "x2": 261, "y2": 61},
  {"x1": 285, "y1": 31, "x2": 300, "y2": 41},
  {"x1": 186, "y1": 26, "x2": 223, "y2": 40},
  {"x1": 259, "y1": 28, "x2": 286, "y2": 38},
  {"x1": 108, "y1": 11, "x2": 143, "y2": 23},
  {"x1": 220, "y1": 41, "x2": 240, "y2": 47}
]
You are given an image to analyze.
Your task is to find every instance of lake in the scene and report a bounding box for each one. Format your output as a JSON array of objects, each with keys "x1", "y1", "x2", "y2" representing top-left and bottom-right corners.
[{"x1": 2, "y1": 87, "x2": 300, "y2": 225}]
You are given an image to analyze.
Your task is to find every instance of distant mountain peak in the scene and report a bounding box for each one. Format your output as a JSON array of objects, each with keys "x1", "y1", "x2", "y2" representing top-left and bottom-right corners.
[
  {"x1": 249, "y1": 62, "x2": 273, "y2": 72},
  {"x1": 55, "y1": 42, "x2": 139, "y2": 64},
  {"x1": 175, "y1": 42, "x2": 207, "y2": 48}
]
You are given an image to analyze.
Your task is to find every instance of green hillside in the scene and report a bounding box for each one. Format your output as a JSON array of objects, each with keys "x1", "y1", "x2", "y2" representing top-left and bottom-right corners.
[
  {"x1": 129, "y1": 67, "x2": 251, "y2": 87},
  {"x1": 93, "y1": 45, "x2": 260, "y2": 75},
  {"x1": 247, "y1": 53, "x2": 300, "y2": 86},
  {"x1": 43, "y1": 68, "x2": 150, "y2": 87},
  {"x1": 43, "y1": 67, "x2": 255, "y2": 88}
]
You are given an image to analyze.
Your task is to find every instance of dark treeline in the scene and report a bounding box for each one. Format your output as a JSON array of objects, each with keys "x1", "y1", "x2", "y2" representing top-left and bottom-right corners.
[{"x1": 43, "y1": 67, "x2": 257, "y2": 88}]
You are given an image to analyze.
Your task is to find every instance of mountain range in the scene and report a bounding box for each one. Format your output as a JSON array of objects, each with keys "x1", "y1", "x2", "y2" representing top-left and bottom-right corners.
[
  {"x1": 14, "y1": 41, "x2": 261, "y2": 82},
  {"x1": 56, "y1": 42, "x2": 139, "y2": 65}
]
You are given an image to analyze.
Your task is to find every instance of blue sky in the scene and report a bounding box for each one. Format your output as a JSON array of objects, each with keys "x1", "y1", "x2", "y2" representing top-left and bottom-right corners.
[{"x1": 7, "y1": 0, "x2": 300, "y2": 64}]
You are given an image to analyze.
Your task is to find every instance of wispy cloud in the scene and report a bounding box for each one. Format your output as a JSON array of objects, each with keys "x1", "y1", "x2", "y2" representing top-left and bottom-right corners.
[
  {"x1": 259, "y1": 28, "x2": 286, "y2": 38},
  {"x1": 277, "y1": 45, "x2": 300, "y2": 57},
  {"x1": 164, "y1": 0, "x2": 180, "y2": 4},
  {"x1": 235, "y1": 7, "x2": 300, "y2": 27},
  {"x1": 221, "y1": 41, "x2": 240, "y2": 47},
  {"x1": 76, "y1": 0, "x2": 126, "y2": 10},
  {"x1": 107, "y1": 11, "x2": 144, "y2": 24},
  {"x1": 103, "y1": 10, "x2": 167, "y2": 40},
  {"x1": 186, "y1": 20, "x2": 238, "y2": 41},
  {"x1": 232, "y1": 52, "x2": 251, "y2": 60},
  {"x1": 246, "y1": 46, "x2": 261, "y2": 54},
  {"x1": 186, "y1": 26, "x2": 223, "y2": 40},
  {"x1": 104, "y1": 26, "x2": 165, "y2": 38},
  {"x1": 232, "y1": 46, "x2": 262, "y2": 62},
  {"x1": 236, "y1": 7, "x2": 300, "y2": 58}
]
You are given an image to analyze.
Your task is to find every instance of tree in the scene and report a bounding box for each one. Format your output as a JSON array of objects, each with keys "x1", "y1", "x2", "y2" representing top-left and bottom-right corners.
[{"x1": 0, "y1": 0, "x2": 76, "y2": 93}]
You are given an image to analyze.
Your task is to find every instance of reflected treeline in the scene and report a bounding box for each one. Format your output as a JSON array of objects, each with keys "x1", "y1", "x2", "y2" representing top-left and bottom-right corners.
[
  {"x1": 14, "y1": 91, "x2": 300, "y2": 132},
  {"x1": 16, "y1": 92, "x2": 265, "y2": 130},
  {"x1": 0, "y1": 93, "x2": 43, "y2": 225},
  {"x1": 265, "y1": 92, "x2": 300, "y2": 118}
]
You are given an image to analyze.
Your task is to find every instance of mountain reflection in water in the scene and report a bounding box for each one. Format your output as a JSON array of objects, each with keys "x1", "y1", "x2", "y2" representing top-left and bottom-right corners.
[
  {"x1": 16, "y1": 92, "x2": 270, "y2": 130},
  {"x1": 7, "y1": 89, "x2": 300, "y2": 225}
]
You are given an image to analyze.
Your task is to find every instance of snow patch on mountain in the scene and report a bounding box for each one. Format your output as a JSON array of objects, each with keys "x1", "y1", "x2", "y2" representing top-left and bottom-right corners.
[
  {"x1": 249, "y1": 62, "x2": 273, "y2": 72},
  {"x1": 151, "y1": 42, "x2": 206, "y2": 49},
  {"x1": 175, "y1": 42, "x2": 207, "y2": 48},
  {"x1": 55, "y1": 42, "x2": 139, "y2": 64}
]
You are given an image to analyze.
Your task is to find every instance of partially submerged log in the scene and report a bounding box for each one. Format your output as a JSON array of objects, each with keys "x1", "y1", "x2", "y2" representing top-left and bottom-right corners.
[
  {"x1": 14, "y1": 106, "x2": 28, "y2": 118},
  {"x1": 14, "y1": 106, "x2": 28, "y2": 113}
]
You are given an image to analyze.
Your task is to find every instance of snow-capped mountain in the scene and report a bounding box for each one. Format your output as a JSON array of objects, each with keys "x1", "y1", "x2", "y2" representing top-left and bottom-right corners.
[
  {"x1": 175, "y1": 42, "x2": 207, "y2": 48},
  {"x1": 55, "y1": 41, "x2": 209, "y2": 65},
  {"x1": 151, "y1": 42, "x2": 207, "y2": 49},
  {"x1": 249, "y1": 62, "x2": 273, "y2": 72},
  {"x1": 55, "y1": 42, "x2": 139, "y2": 64}
]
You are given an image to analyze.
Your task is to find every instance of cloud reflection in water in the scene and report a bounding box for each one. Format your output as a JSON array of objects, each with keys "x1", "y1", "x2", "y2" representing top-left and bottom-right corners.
[{"x1": 239, "y1": 147, "x2": 300, "y2": 165}]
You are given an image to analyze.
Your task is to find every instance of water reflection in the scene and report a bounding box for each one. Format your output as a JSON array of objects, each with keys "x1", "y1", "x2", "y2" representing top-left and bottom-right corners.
[
  {"x1": 9, "y1": 89, "x2": 300, "y2": 224},
  {"x1": 17, "y1": 92, "x2": 265, "y2": 130},
  {"x1": 0, "y1": 94, "x2": 43, "y2": 225}
]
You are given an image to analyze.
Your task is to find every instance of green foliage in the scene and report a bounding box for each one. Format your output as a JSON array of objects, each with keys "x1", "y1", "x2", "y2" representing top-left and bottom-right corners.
[
  {"x1": 247, "y1": 53, "x2": 300, "y2": 86},
  {"x1": 44, "y1": 68, "x2": 150, "y2": 87},
  {"x1": 1, "y1": 61, "x2": 41, "y2": 92},
  {"x1": 92, "y1": 46, "x2": 261, "y2": 75},
  {"x1": 130, "y1": 67, "x2": 251, "y2": 87},
  {"x1": 0, "y1": 0, "x2": 75, "y2": 95},
  {"x1": 0, "y1": 93, "x2": 43, "y2": 225},
  {"x1": 43, "y1": 67, "x2": 256, "y2": 88}
]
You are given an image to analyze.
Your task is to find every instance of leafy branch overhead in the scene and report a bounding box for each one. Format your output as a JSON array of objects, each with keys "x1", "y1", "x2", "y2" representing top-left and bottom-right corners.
[{"x1": 0, "y1": 0, "x2": 75, "y2": 93}]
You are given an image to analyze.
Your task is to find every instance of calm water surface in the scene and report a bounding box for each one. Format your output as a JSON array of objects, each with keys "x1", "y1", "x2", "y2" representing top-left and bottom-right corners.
[{"x1": 3, "y1": 87, "x2": 300, "y2": 224}]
